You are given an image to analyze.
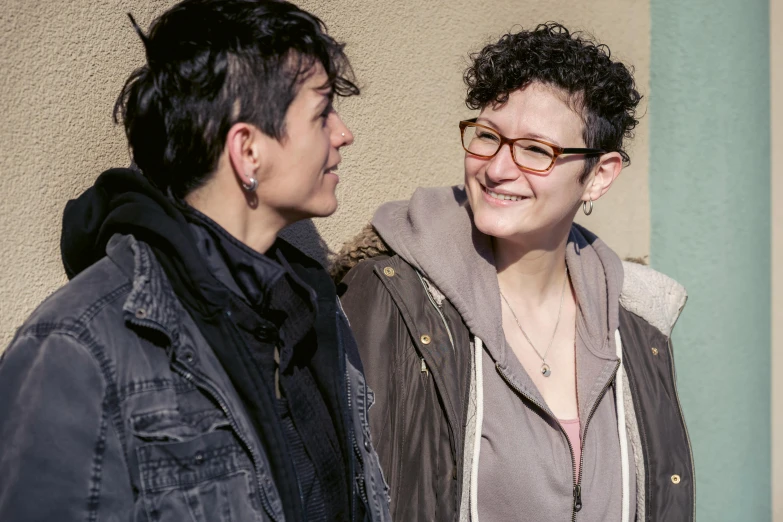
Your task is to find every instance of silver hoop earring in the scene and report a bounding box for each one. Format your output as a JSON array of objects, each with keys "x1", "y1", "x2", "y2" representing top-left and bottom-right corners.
[
  {"x1": 583, "y1": 200, "x2": 594, "y2": 216},
  {"x1": 242, "y1": 176, "x2": 258, "y2": 192}
]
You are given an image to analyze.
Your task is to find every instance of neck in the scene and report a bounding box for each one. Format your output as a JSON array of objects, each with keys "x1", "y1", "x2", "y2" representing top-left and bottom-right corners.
[
  {"x1": 185, "y1": 180, "x2": 286, "y2": 255},
  {"x1": 494, "y1": 227, "x2": 571, "y2": 305}
]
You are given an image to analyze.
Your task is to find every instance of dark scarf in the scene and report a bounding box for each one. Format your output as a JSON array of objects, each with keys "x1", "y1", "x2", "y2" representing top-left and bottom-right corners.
[{"x1": 60, "y1": 168, "x2": 351, "y2": 521}]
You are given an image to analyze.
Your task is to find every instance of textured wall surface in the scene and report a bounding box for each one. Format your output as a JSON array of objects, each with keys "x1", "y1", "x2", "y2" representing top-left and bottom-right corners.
[
  {"x1": 651, "y1": 0, "x2": 771, "y2": 519},
  {"x1": 0, "y1": 0, "x2": 650, "y2": 346}
]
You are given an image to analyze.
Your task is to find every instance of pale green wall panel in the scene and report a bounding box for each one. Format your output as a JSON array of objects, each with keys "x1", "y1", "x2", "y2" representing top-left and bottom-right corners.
[{"x1": 650, "y1": 0, "x2": 771, "y2": 520}]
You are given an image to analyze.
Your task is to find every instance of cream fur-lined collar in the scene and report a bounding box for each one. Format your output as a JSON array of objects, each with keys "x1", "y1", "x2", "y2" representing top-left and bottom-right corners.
[{"x1": 620, "y1": 261, "x2": 687, "y2": 338}]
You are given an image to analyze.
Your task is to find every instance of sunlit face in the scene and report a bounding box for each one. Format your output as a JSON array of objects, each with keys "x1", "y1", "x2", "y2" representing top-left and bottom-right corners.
[
  {"x1": 255, "y1": 64, "x2": 353, "y2": 223},
  {"x1": 464, "y1": 82, "x2": 591, "y2": 242}
]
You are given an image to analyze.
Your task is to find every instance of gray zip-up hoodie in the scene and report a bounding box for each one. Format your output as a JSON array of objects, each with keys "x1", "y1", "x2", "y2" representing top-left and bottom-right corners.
[{"x1": 372, "y1": 185, "x2": 638, "y2": 521}]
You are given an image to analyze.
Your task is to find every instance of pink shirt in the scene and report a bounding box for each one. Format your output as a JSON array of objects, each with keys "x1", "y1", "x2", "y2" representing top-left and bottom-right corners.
[{"x1": 559, "y1": 418, "x2": 582, "y2": 478}]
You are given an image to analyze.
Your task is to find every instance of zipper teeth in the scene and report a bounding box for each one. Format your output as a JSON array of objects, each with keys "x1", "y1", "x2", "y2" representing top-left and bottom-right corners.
[
  {"x1": 667, "y1": 337, "x2": 696, "y2": 521},
  {"x1": 494, "y1": 365, "x2": 578, "y2": 519},
  {"x1": 574, "y1": 361, "x2": 620, "y2": 521},
  {"x1": 415, "y1": 271, "x2": 456, "y2": 352},
  {"x1": 496, "y1": 360, "x2": 620, "y2": 522},
  {"x1": 340, "y1": 319, "x2": 358, "y2": 522},
  {"x1": 352, "y1": 437, "x2": 370, "y2": 506},
  {"x1": 174, "y1": 364, "x2": 278, "y2": 520}
]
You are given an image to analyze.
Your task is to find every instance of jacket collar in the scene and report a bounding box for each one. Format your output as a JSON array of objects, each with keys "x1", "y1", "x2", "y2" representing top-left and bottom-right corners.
[
  {"x1": 106, "y1": 233, "x2": 185, "y2": 347},
  {"x1": 106, "y1": 223, "x2": 335, "y2": 370},
  {"x1": 620, "y1": 261, "x2": 688, "y2": 337},
  {"x1": 186, "y1": 208, "x2": 319, "y2": 370}
]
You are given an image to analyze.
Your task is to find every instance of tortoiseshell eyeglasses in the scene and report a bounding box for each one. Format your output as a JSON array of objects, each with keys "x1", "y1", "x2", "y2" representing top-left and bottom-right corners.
[{"x1": 459, "y1": 118, "x2": 606, "y2": 173}]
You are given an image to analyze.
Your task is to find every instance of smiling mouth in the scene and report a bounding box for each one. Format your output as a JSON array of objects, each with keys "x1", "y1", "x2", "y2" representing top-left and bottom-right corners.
[{"x1": 482, "y1": 185, "x2": 527, "y2": 202}]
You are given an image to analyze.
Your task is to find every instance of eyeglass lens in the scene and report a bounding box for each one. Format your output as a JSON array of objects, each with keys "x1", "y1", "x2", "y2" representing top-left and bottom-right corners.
[{"x1": 461, "y1": 124, "x2": 554, "y2": 171}]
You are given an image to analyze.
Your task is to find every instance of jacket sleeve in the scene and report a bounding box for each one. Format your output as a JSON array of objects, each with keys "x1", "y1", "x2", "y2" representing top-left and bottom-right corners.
[
  {"x1": 0, "y1": 331, "x2": 130, "y2": 521},
  {"x1": 339, "y1": 261, "x2": 415, "y2": 509}
]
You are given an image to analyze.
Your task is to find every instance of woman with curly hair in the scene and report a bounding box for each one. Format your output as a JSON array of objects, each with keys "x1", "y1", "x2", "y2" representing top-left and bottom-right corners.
[{"x1": 334, "y1": 23, "x2": 693, "y2": 522}]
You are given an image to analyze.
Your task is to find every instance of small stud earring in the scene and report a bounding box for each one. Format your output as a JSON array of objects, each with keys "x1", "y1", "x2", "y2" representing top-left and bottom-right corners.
[{"x1": 341, "y1": 133, "x2": 345, "y2": 137}]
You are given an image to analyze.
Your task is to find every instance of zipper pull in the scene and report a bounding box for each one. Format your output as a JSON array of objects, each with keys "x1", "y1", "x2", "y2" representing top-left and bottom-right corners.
[
  {"x1": 573, "y1": 484, "x2": 582, "y2": 512},
  {"x1": 420, "y1": 358, "x2": 429, "y2": 376}
]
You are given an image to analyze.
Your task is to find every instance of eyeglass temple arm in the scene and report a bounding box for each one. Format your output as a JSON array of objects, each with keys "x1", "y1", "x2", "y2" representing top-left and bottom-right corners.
[{"x1": 560, "y1": 147, "x2": 606, "y2": 155}]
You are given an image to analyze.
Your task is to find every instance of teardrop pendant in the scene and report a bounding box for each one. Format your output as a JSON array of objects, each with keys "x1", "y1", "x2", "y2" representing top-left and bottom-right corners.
[{"x1": 541, "y1": 363, "x2": 551, "y2": 377}]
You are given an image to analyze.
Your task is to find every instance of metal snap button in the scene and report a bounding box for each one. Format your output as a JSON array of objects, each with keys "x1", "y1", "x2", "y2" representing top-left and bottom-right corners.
[
  {"x1": 364, "y1": 437, "x2": 372, "y2": 452},
  {"x1": 420, "y1": 335, "x2": 431, "y2": 345},
  {"x1": 135, "y1": 308, "x2": 147, "y2": 319},
  {"x1": 194, "y1": 453, "x2": 204, "y2": 464},
  {"x1": 383, "y1": 267, "x2": 395, "y2": 277},
  {"x1": 184, "y1": 351, "x2": 195, "y2": 364},
  {"x1": 671, "y1": 474, "x2": 681, "y2": 484},
  {"x1": 651, "y1": 347, "x2": 659, "y2": 356}
]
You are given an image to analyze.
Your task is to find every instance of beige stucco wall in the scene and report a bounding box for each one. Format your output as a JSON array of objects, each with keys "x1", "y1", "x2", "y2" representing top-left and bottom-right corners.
[{"x1": 0, "y1": 0, "x2": 650, "y2": 347}]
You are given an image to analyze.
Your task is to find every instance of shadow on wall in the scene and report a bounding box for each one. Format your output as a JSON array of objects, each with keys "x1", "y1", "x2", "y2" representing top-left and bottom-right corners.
[{"x1": 279, "y1": 220, "x2": 331, "y2": 268}]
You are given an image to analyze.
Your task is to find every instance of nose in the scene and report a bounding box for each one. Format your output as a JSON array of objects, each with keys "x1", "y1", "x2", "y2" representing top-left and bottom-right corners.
[
  {"x1": 484, "y1": 142, "x2": 521, "y2": 184},
  {"x1": 331, "y1": 112, "x2": 354, "y2": 147}
]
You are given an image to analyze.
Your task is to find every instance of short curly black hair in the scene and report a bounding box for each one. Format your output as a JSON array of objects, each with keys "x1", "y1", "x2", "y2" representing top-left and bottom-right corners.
[{"x1": 464, "y1": 22, "x2": 641, "y2": 182}]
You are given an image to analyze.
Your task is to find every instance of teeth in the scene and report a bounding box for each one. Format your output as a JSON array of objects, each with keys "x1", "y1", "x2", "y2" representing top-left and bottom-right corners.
[{"x1": 487, "y1": 189, "x2": 523, "y2": 202}]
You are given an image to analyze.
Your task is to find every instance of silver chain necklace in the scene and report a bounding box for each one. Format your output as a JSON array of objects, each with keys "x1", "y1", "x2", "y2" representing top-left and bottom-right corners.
[{"x1": 499, "y1": 267, "x2": 568, "y2": 378}]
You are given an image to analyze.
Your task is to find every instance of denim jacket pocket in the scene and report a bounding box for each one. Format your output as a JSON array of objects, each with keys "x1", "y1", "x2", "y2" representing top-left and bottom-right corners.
[
  {"x1": 132, "y1": 408, "x2": 230, "y2": 443},
  {"x1": 135, "y1": 427, "x2": 265, "y2": 522}
]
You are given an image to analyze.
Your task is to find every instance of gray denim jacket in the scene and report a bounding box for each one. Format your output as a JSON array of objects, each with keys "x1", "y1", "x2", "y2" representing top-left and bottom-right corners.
[{"x1": 0, "y1": 233, "x2": 390, "y2": 522}]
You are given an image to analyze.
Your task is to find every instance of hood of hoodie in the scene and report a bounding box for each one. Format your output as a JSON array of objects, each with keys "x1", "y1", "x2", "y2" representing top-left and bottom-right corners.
[
  {"x1": 60, "y1": 168, "x2": 230, "y2": 318},
  {"x1": 61, "y1": 168, "x2": 320, "y2": 326},
  {"x1": 371, "y1": 185, "x2": 624, "y2": 365},
  {"x1": 62, "y1": 169, "x2": 183, "y2": 274}
]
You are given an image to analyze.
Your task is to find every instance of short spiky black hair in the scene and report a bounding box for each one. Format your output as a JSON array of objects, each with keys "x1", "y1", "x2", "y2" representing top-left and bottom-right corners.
[
  {"x1": 114, "y1": 0, "x2": 359, "y2": 197},
  {"x1": 464, "y1": 22, "x2": 641, "y2": 181}
]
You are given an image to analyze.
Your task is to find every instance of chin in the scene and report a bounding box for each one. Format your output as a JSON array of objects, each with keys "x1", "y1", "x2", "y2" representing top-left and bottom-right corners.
[
  {"x1": 472, "y1": 211, "x2": 523, "y2": 239},
  {"x1": 306, "y1": 195, "x2": 339, "y2": 219}
]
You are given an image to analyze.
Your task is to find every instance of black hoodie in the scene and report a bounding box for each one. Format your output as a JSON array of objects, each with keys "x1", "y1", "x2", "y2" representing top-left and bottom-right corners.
[{"x1": 61, "y1": 168, "x2": 354, "y2": 522}]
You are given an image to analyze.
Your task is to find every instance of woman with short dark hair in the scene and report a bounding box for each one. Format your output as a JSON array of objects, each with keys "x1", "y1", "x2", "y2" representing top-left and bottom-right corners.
[
  {"x1": 336, "y1": 23, "x2": 693, "y2": 522},
  {"x1": 0, "y1": 2, "x2": 390, "y2": 521}
]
